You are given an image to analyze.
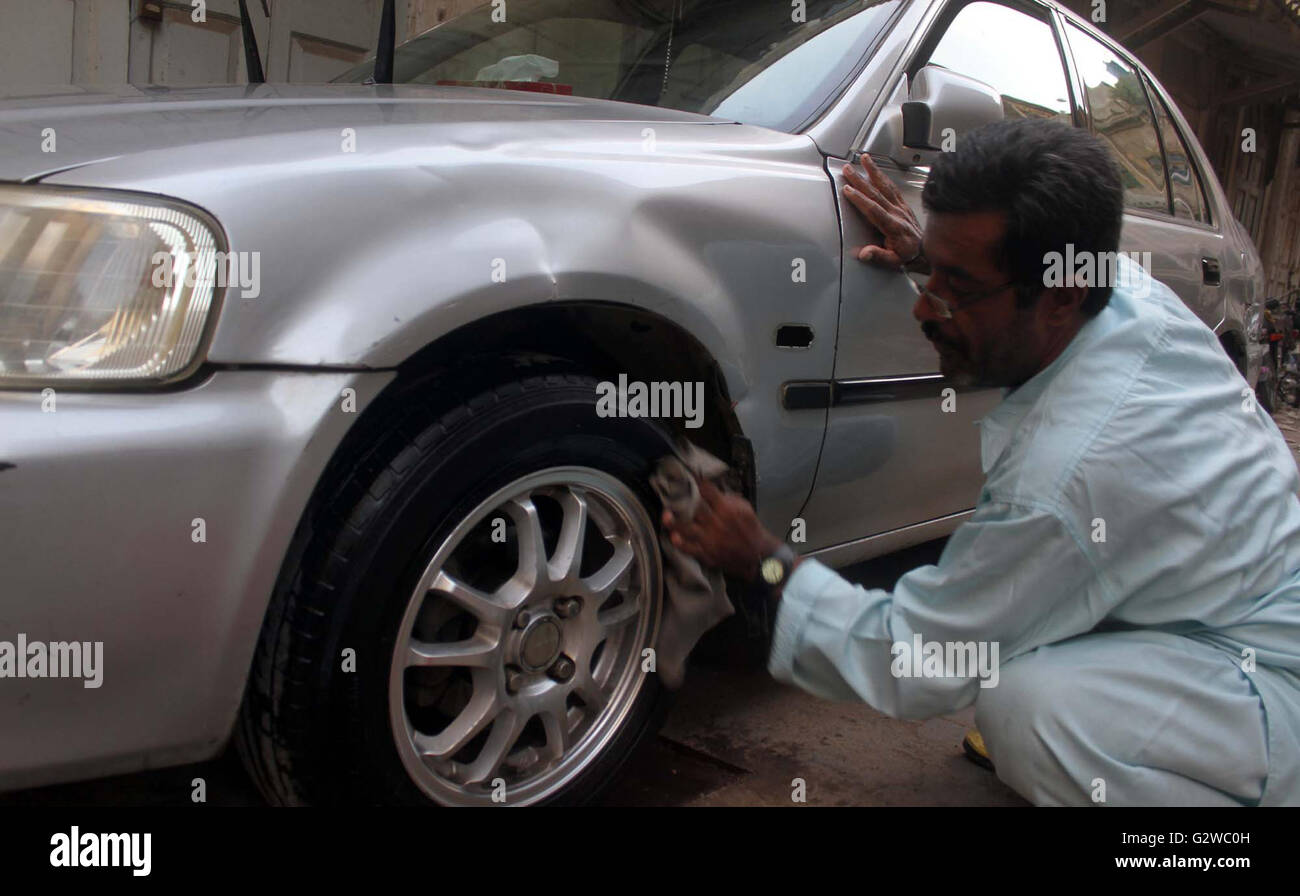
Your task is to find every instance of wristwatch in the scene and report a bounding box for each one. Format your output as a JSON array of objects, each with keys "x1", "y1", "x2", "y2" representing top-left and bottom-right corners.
[{"x1": 758, "y1": 543, "x2": 798, "y2": 597}]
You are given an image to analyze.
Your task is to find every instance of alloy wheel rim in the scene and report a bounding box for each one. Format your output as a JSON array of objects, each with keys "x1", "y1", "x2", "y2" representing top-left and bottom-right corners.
[{"x1": 388, "y1": 466, "x2": 661, "y2": 805}]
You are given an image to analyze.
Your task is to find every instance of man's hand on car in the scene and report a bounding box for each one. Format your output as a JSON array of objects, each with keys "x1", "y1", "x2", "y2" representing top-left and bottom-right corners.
[
  {"x1": 661, "y1": 478, "x2": 785, "y2": 582},
  {"x1": 842, "y1": 152, "x2": 924, "y2": 269}
]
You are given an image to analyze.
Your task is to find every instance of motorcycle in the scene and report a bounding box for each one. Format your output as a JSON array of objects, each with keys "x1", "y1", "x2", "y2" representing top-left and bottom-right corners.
[
  {"x1": 1256, "y1": 298, "x2": 1296, "y2": 415},
  {"x1": 1280, "y1": 342, "x2": 1300, "y2": 409}
]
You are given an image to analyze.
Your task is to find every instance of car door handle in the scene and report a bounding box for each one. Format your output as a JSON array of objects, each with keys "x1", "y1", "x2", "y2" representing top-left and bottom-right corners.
[{"x1": 1202, "y1": 257, "x2": 1221, "y2": 286}]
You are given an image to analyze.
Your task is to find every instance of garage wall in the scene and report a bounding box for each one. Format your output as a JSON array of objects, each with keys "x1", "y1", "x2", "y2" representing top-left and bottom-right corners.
[{"x1": 0, "y1": 0, "x2": 457, "y2": 86}]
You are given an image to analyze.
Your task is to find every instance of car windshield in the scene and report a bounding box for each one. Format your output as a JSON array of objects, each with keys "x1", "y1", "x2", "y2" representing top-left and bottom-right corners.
[{"x1": 335, "y1": 0, "x2": 901, "y2": 132}]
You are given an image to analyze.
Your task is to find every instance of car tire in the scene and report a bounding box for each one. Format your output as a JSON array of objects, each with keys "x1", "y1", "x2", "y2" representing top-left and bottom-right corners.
[{"x1": 236, "y1": 373, "x2": 675, "y2": 806}]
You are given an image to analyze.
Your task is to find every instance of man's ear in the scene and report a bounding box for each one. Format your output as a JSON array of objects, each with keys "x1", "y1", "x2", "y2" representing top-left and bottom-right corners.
[{"x1": 1041, "y1": 284, "x2": 1088, "y2": 325}]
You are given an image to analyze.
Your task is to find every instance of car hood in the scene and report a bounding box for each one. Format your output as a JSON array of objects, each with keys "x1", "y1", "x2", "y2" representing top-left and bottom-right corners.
[{"x1": 0, "y1": 84, "x2": 729, "y2": 183}]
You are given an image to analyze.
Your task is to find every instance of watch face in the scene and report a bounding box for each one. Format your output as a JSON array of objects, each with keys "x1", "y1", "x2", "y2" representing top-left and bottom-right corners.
[{"x1": 760, "y1": 556, "x2": 785, "y2": 586}]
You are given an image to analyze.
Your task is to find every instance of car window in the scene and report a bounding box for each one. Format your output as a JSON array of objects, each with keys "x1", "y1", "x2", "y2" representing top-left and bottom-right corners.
[
  {"x1": 1065, "y1": 23, "x2": 1170, "y2": 215},
  {"x1": 403, "y1": 18, "x2": 651, "y2": 98},
  {"x1": 1145, "y1": 75, "x2": 1210, "y2": 225},
  {"x1": 693, "y1": 9, "x2": 895, "y2": 128},
  {"x1": 335, "y1": 0, "x2": 901, "y2": 134},
  {"x1": 923, "y1": 1, "x2": 1072, "y2": 123}
]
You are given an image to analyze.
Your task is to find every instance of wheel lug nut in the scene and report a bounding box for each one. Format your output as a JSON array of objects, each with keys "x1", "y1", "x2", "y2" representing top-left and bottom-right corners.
[
  {"x1": 505, "y1": 665, "x2": 526, "y2": 694},
  {"x1": 548, "y1": 655, "x2": 576, "y2": 683},
  {"x1": 514, "y1": 609, "x2": 532, "y2": 629},
  {"x1": 554, "y1": 597, "x2": 581, "y2": 619}
]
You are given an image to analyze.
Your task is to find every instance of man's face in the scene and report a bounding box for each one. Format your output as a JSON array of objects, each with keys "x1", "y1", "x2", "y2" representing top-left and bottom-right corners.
[{"x1": 913, "y1": 210, "x2": 1049, "y2": 389}]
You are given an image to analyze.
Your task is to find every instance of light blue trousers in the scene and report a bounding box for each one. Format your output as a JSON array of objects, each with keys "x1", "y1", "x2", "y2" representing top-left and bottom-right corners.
[{"x1": 975, "y1": 629, "x2": 1277, "y2": 806}]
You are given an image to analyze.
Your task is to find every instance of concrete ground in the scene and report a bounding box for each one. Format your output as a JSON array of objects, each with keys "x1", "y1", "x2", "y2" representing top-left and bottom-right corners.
[{"x1": 6, "y1": 402, "x2": 1299, "y2": 807}]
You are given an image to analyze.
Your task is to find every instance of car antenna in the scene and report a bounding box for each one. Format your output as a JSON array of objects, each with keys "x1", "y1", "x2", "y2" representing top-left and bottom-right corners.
[
  {"x1": 237, "y1": 0, "x2": 268, "y2": 84},
  {"x1": 373, "y1": 0, "x2": 397, "y2": 84}
]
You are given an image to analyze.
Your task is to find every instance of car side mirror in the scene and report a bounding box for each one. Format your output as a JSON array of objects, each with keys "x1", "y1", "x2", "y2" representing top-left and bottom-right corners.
[{"x1": 865, "y1": 65, "x2": 1005, "y2": 169}]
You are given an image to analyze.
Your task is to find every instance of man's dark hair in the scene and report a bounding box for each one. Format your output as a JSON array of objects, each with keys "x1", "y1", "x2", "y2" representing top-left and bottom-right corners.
[{"x1": 922, "y1": 118, "x2": 1124, "y2": 317}]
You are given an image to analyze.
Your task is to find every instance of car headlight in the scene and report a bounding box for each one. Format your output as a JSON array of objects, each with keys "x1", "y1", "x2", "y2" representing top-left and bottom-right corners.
[{"x1": 0, "y1": 185, "x2": 223, "y2": 388}]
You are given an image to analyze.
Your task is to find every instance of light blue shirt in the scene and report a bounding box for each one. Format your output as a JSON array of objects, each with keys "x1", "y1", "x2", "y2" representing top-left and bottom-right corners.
[{"x1": 769, "y1": 257, "x2": 1300, "y2": 798}]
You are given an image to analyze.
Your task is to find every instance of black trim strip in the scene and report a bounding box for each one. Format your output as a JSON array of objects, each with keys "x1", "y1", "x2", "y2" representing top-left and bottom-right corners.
[
  {"x1": 206, "y1": 361, "x2": 387, "y2": 374},
  {"x1": 834, "y1": 373, "x2": 947, "y2": 405},
  {"x1": 782, "y1": 381, "x2": 832, "y2": 410},
  {"x1": 783, "y1": 374, "x2": 974, "y2": 410}
]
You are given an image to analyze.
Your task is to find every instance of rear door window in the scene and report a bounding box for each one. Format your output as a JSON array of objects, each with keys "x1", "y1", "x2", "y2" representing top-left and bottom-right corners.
[
  {"x1": 1145, "y1": 75, "x2": 1211, "y2": 225},
  {"x1": 1064, "y1": 23, "x2": 1170, "y2": 214}
]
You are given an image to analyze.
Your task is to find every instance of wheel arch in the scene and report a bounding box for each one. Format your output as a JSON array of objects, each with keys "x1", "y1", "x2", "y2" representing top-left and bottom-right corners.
[
  {"x1": 243, "y1": 301, "x2": 756, "y2": 731},
  {"x1": 1219, "y1": 328, "x2": 1248, "y2": 378},
  {"x1": 366, "y1": 301, "x2": 753, "y2": 496}
]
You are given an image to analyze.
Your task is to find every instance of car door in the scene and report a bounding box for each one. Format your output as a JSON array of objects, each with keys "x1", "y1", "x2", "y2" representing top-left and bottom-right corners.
[
  {"x1": 800, "y1": 0, "x2": 1077, "y2": 553},
  {"x1": 1143, "y1": 74, "x2": 1236, "y2": 330}
]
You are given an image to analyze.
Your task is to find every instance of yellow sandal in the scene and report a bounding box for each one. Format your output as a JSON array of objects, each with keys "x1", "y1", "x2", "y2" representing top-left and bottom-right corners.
[{"x1": 962, "y1": 729, "x2": 994, "y2": 772}]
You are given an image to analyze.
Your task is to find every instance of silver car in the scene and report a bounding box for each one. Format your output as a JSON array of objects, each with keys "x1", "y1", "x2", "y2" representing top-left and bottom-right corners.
[{"x1": 0, "y1": 0, "x2": 1264, "y2": 805}]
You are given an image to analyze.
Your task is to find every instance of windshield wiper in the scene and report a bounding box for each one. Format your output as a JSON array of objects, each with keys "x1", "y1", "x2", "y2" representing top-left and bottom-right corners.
[{"x1": 237, "y1": 0, "x2": 270, "y2": 84}]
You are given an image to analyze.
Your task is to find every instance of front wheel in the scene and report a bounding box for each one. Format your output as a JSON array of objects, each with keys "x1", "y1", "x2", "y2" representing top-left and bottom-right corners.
[{"x1": 237, "y1": 374, "x2": 673, "y2": 806}]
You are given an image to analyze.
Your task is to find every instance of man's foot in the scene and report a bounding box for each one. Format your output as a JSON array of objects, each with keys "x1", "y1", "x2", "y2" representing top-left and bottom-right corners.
[{"x1": 962, "y1": 729, "x2": 995, "y2": 772}]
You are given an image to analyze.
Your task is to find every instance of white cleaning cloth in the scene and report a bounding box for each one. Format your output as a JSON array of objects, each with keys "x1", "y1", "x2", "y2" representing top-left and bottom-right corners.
[{"x1": 648, "y1": 443, "x2": 736, "y2": 689}]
